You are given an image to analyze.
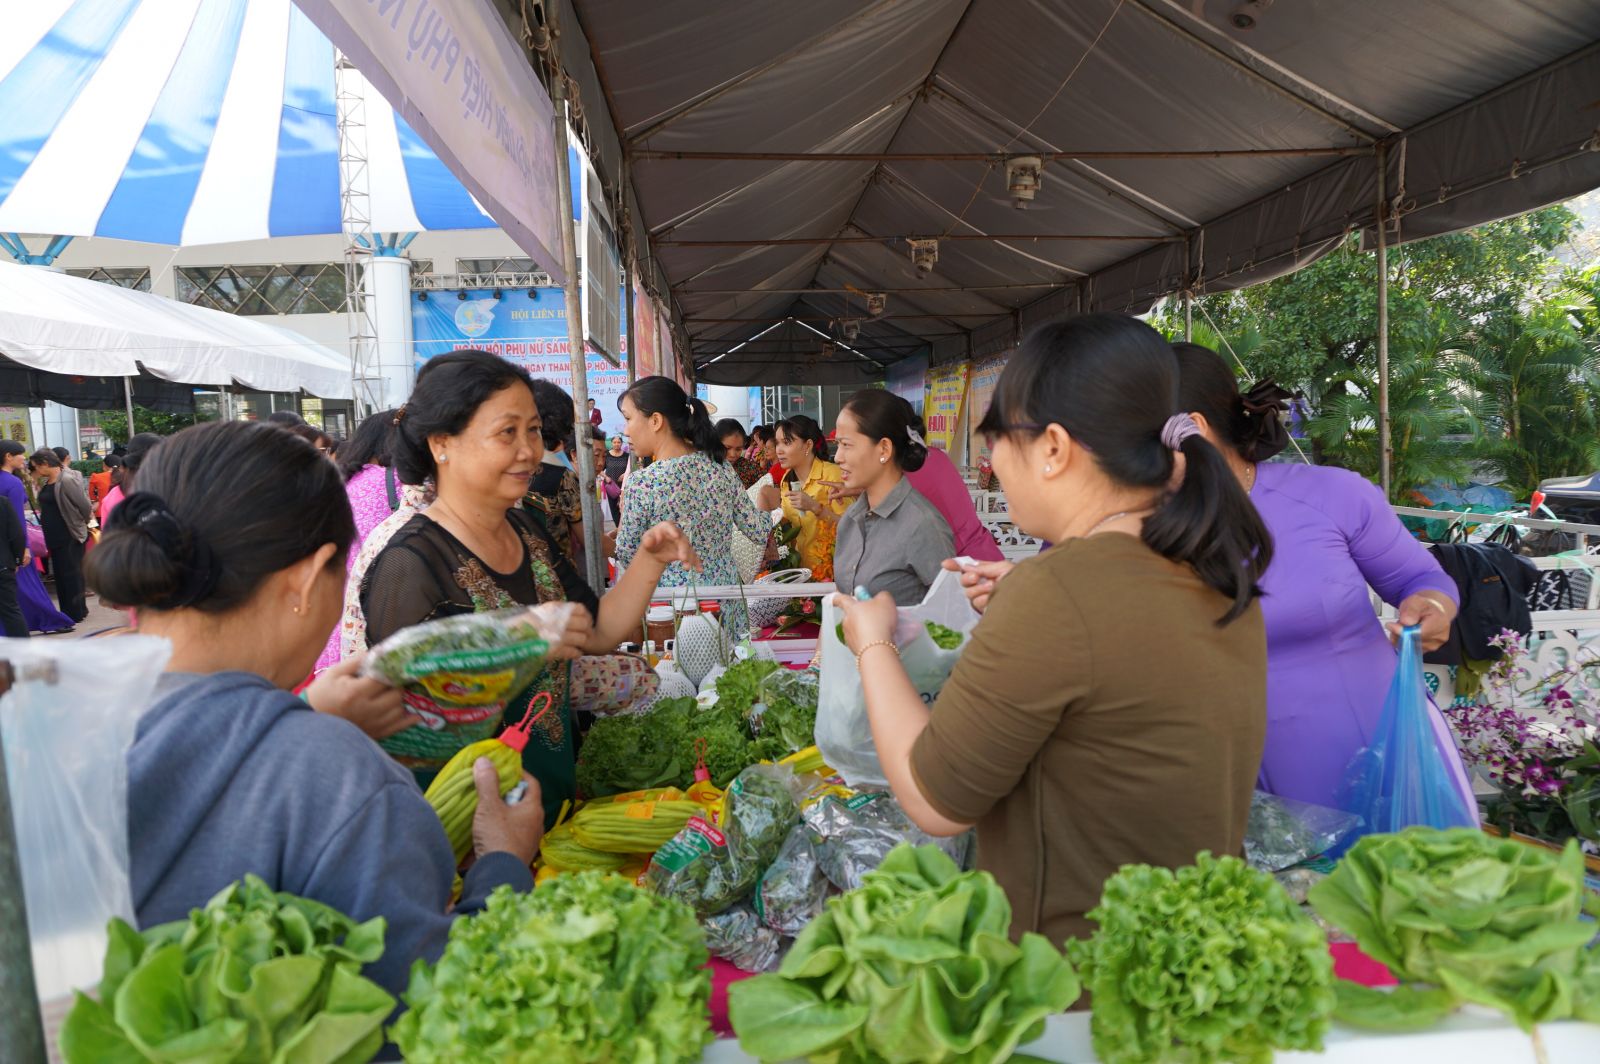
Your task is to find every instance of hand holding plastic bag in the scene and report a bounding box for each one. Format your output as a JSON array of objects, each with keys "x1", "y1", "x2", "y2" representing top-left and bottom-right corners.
[
  {"x1": 1334, "y1": 626, "x2": 1477, "y2": 853},
  {"x1": 816, "y1": 564, "x2": 980, "y2": 788}
]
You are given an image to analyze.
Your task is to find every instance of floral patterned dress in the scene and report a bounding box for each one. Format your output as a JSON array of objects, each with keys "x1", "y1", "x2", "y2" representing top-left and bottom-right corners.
[
  {"x1": 362, "y1": 507, "x2": 600, "y2": 828},
  {"x1": 616, "y1": 451, "x2": 769, "y2": 633}
]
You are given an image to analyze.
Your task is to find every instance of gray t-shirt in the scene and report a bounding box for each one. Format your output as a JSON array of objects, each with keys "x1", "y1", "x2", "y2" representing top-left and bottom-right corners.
[{"x1": 833, "y1": 476, "x2": 955, "y2": 606}]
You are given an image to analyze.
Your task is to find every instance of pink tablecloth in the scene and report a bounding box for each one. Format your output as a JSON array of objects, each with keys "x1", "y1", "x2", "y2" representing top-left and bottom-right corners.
[{"x1": 709, "y1": 958, "x2": 753, "y2": 1036}]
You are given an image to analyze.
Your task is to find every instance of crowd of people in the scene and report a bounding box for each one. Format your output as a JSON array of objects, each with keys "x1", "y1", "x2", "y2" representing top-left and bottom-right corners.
[{"x1": 32, "y1": 311, "x2": 1465, "y2": 1010}]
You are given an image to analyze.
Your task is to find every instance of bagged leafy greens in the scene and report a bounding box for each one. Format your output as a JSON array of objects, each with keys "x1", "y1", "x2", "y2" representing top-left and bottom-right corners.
[
  {"x1": 804, "y1": 790, "x2": 972, "y2": 892},
  {"x1": 391, "y1": 874, "x2": 711, "y2": 1063},
  {"x1": 364, "y1": 607, "x2": 561, "y2": 771},
  {"x1": 729, "y1": 844, "x2": 1079, "y2": 1064},
  {"x1": 1244, "y1": 790, "x2": 1362, "y2": 873},
  {"x1": 644, "y1": 763, "x2": 804, "y2": 915},
  {"x1": 1067, "y1": 852, "x2": 1334, "y2": 1064},
  {"x1": 754, "y1": 824, "x2": 831, "y2": 935},
  {"x1": 701, "y1": 903, "x2": 785, "y2": 974},
  {"x1": 749, "y1": 666, "x2": 820, "y2": 754},
  {"x1": 1308, "y1": 826, "x2": 1600, "y2": 1031},
  {"x1": 60, "y1": 875, "x2": 393, "y2": 1064}
]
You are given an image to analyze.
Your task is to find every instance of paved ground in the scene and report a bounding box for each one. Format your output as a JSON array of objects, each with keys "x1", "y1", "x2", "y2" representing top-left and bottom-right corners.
[{"x1": 40, "y1": 591, "x2": 126, "y2": 639}]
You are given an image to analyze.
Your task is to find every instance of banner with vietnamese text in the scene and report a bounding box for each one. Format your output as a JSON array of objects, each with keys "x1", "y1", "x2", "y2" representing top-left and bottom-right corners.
[{"x1": 924, "y1": 362, "x2": 969, "y2": 455}]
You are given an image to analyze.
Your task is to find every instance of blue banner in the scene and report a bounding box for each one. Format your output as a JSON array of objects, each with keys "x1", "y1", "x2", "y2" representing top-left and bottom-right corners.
[{"x1": 412, "y1": 287, "x2": 629, "y2": 436}]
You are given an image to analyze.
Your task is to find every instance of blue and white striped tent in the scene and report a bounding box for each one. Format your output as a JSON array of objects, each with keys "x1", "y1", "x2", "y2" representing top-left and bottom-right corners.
[{"x1": 0, "y1": 0, "x2": 499, "y2": 245}]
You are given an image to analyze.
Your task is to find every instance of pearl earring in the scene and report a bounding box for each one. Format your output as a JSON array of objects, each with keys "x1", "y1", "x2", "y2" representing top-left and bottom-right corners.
[
  {"x1": 1044, "y1": 464, "x2": 1052, "y2": 473},
  {"x1": 437, "y1": 453, "x2": 447, "y2": 462},
  {"x1": 879, "y1": 456, "x2": 887, "y2": 464}
]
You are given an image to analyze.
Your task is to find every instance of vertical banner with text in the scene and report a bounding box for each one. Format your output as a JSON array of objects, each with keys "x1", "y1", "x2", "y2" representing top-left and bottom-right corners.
[
  {"x1": 924, "y1": 362, "x2": 969, "y2": 455},
  {"x1": 965, "y1": 352, "x2": 1011, "y2": 464}
]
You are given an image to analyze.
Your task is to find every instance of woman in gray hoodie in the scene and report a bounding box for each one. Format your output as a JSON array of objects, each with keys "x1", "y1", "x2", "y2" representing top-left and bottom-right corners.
[{"x1": 85, "y1": 420, "x2": 558, "y2": 1000}]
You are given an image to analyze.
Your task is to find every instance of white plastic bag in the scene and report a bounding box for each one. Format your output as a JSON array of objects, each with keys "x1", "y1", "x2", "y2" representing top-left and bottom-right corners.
[
  {"x1": 0, "y1": 635, "x2": 171, "y2": 1011},
  {"x1": 816, "y1": 563, "x2": 980, "y2": 788}
]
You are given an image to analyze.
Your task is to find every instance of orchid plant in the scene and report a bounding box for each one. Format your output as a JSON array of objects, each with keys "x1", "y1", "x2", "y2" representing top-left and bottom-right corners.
[{"x1": 1443, "y1": 630, "x2": 1600, "y2": 847}]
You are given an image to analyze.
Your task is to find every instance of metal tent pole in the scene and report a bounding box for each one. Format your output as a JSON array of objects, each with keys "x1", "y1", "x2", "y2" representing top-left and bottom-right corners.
[
  {"x1": 1375, "y1": 143, "x2": 1392, "y2": 499},
  {"x1": 622, "y1": 155, "x2": 638, "y2": 385},
  {"x1": 122, "y1": 376, "x2": 136, "y2": 440},
  {"x1": 551, "y1": 80, "x2": 606, "y2": 593}
]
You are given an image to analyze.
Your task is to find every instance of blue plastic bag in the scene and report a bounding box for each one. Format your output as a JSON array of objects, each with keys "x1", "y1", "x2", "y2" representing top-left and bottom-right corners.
[{"x1": 1333, "y1": 627, "x2": 1478, "y2": 854}]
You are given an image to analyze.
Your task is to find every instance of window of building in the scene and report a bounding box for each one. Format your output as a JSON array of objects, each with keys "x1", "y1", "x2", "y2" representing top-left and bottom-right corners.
[
  {"x1": 66, "y1": 267, "x2": 151, "y2": 291},
  {"x1": 176, "y1": 264, "x2": 347, "y2": 314}
]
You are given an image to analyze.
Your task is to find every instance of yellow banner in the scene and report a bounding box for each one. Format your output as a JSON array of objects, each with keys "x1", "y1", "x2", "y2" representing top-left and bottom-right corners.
[{"x1": 924, "y1": 362, "x2": 969, "y2": 455}]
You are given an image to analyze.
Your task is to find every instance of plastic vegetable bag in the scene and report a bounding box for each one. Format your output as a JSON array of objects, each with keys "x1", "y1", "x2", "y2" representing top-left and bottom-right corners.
[
  {"x1": 1244, "y1": 791, "x2": 1362, "y2": 873},
  {"x1": 754, "y1": 824, "x2": 830, "y2": 935},
  {"x1": 803, "y1": 790, "x2": 973, "y2": 892},
  {"x1": 0, "y1": 636, "x2": 170, "y2": 1019},
  {"x1": 363, "y1": 605, "x2": 568, "y2": 771},
  {"x1": 1334, "y1": 627, "x2": 1477, "y2": 851},
  {"x1": 701, "y1": 904, "x2": 784, "y2": 973},
  {"x1": 816, "y1": 564, "x2": 979, "y2": 788},
  {"x1": 644, "y1": 763, "x2": 804, "y2": 915}
]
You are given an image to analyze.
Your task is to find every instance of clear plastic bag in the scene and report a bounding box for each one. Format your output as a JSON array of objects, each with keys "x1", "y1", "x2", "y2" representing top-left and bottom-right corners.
[
  {"x1": 1334, "y1": 627, "x2": 1478, "y2": 853},
  {"x1": 1244, "y1": 791, "x2": 1362, "y2": 872},
  {"x1": 803, "y1": 791, "x2": 973, "y2": 893},
  {"x1": 644, "y1": 762, "x2": 804, "y2": 915},
  {"x1": 754, "y1": 824, "x2": 830, "y2": 935},
  {"x1": 363, "y1": 605, "x2": 567, "y2": 767},
  {"x1": 0, "y1": 636, "x2": 171, "y2": 1010},
  {"x1": 816, "y1": 564, "x2": 979, "y2": 788},
  {"x1": 701, "y1": 903, "x2": 785, "y2": 973}
]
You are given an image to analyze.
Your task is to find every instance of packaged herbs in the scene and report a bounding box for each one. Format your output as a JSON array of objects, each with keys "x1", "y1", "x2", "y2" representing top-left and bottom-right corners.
[
  {"x1": 754, "y1": 824, "x2": 831, "y2": 935},
  {"x1": 60, "y1": 876, "x2": 393, "y2": 1064},
  {"x1": 1308, "y1": 827, "x2": 1600, "y2": 1031},
  {"x1": 1067, "y1": 852, "x2": 1334, "y2": 1064},
  {"x1": 645, "y1": 763, "x2": 804, "y2": 915},
  {"x1": 363, "y1": 607, "x2": 556, "y2": 772},
  {"x1": 729, "y1": 844, "x2": 1079, "y2": 1063},
  {"x1": 391, "y1": 874, "x2": 712, "y2": 1063}
]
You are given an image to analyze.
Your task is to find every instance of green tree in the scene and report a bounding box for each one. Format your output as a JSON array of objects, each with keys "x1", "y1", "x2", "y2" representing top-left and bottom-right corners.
[{"x1": 99, "y1": 404, "x2": 214, "y2": 444}]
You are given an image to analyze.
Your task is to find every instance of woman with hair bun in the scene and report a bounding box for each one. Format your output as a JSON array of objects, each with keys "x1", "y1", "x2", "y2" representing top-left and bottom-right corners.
[
  {"x1": 614, "y1": 376, "x2": 767, "y2": 605},
  {"x1": 1172, "y1": 342, "x2": 1463, "y2": 811},
  {"x1": 832, "y1": 314, "x2": 1271, "y2": 943},
  {"x1": 85, "y1": 419, "x2": 543, "y2": 999},
  {"x1": 830, "y1": 390, "x2": 953, "y2": 605}
]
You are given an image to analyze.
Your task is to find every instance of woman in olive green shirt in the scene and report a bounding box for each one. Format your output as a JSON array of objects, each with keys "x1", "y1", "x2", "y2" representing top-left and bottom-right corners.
[{"x1": 834, "y1": 314, "x2": 1273, "y2": 943}]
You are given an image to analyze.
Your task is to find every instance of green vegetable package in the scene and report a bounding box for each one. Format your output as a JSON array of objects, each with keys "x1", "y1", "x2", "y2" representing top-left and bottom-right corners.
[
  {"x1": 392, "y1": 873, "x2": 712, "y2": 1063},
  {"x1": 729, "y1": 844, "x2": 1080, "y2": 1064},
  {"x1": 1308, "y1": 827, "x2": 1600, "y2": 1031},
  {"x1": 1067, "y1": 851, "x2": 1334, "y2": 1064},
  {"x1": 60, "y1": 876, "x2": 394, "y2": 1064},
  {"x1": 645, "y1": 762, "x2": 804, "y2": 915},
  {"x1": 363, "y1": 607, "x2": 556, "y2": 772}
]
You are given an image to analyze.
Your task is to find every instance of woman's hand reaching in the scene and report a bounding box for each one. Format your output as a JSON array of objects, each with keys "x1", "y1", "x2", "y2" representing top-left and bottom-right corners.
[{"x1": 940, "y1": 558, "x2": 1015, "y2": 615}]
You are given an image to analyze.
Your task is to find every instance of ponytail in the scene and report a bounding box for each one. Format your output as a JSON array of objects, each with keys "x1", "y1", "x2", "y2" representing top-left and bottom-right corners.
[
  {"x1": 979, "y1": 314, "x2": 1272, "y2": 625},
  {"x1": 1142, "y1": 422, "x2": 1272, "y2": 624},
  {"x1": 620, "y1": 376, "x2": 724, "y2": 461}
]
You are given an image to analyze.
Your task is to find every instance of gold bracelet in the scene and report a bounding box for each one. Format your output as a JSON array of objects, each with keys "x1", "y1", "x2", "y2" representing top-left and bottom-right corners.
[{"x1": 855, "y1": 640, "x2": 900, "y2": 669}]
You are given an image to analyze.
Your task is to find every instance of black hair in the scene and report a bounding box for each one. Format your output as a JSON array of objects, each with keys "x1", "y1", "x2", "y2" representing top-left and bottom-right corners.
[
  {"x1": 104, "y1": 453, "x2": 123, "y2": 469},
  {"x1": 337, "y1": 409, "x2": 396, "y2": 480},
  {"x1": 52, "y1": 447, "x2": 71, "y2": 463},
  {"x1": 289, "y1": 423, "x2": 334, "y2": 451},
  {"x1": 86, "y1": 420, "x2": 354, "y2": 614},
  {"x1": 774, "y1": 415, "x2": 829, "y2": 466},
  {"x1": 750, "y1": 425, "x2": 775, "y2": 446},
  {"x1": 713, "y1": 419, "x2": 749, "y2": 447},
  {"x1": 979, "y1": 314, "x2": 1271, "y2": 624},
  {"x1": 121, "y1": 433, "x2": 163, "y2": 494},
  {"x1": 529, "y1": 378, "x2": 575, "y2": 452},
  {"x1": 841, "y1": 389, "x2": 929, "y2": 473},
  {"x1": 1172, "y1": 342, "x2": 1294, "y2": 464},
  {"x1": 588, "y1": 424, "x2": 606, "y2": 442},
  {"x1": 0, "y1": 440, "x2": 25, "y2": 460},
  {"x1": 619, "y1": 375, "x2": 723, "y2": 461},
  {"x1": 265, "y1": 409, "x2": 306, "y2": 428},
  {"x1": 391, "y1": 350, "x2": 535, "y2": 484},
  {"x1": 27, "y1": 449, "x2": 61, "y2": 469}
]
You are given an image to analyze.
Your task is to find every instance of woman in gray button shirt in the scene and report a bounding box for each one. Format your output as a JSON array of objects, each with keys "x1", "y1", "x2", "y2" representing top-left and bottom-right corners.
[{"x1": 831, "y1": 391, "x2": 956, "y2": 606}]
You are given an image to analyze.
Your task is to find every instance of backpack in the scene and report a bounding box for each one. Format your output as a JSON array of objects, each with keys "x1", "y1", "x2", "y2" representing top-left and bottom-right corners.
[{"x1": 1425, "y1": 543, "x2": 1537, "y2": 666}]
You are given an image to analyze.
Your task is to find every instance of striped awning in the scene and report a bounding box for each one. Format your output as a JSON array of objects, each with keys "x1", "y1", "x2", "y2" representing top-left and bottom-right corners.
[{"x1": 0, "y1": 0, "x2": 498, "y2": 245}]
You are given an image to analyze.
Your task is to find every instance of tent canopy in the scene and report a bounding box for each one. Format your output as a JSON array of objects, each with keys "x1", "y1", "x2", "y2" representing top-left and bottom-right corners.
[
  {"x1": 0, "y1": 0, "x2": 497, "y2": 246},
  {"x1": 553, "y1": 0, "x2": 1600, "y2": 383},
  {"x1": 0, "y1": 261, "x2": 352, "y2": 397}
]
